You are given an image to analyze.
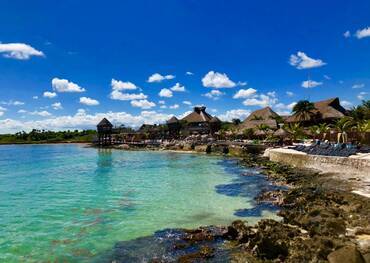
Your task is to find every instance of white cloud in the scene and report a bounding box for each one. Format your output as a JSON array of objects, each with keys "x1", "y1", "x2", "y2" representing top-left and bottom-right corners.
[
  {"x1": 219, "y1": 109, "x2": 251, "y2": 121},
  {"x1": 158, "y1": 100, "x2": 165, "y2": 105},
  {"x1": 183, "y1": 100, "x2": 192, "y2": 105},
  {"x1": 237, "y1": 81, "x2": 247, "y2": 86},
  {"x1": 274, "y1": 102, "x2": 296, "y2": 114},
  {"x1": 160, "y1": 105, "x2": 167, "y2": 109},
  {"x1": 110, "y1": 90, "x2": 148, "y2": 101},
  {"x1": 289, "y1": 51, "x2": 326, "y2": 69},
  {"x1": 233, "y1": 88, "x2": 257, "y2": 99},
  {"x1": 186, "y1": 71, "x2": 193, "y2": 75},
  {"x1": 1, "y1": 100, "x2": 25, "y2": 106},
  {"x1": 301, "y1": 80, "x2": 323, "y2": 88},
  {"x1": 51, "y1": 102, "x2": 63, "y2": 110},
  {"x1": 52, "y1": 78, "x2": 85, "y2": 93},
  {"x1": 130, "y1": 99, "x2": 156, "y2": 109},
  {"x1": 341, "y1": 100, "x2": 352, "y2": 109},
  {"x1": 286, "y1": 91, "x2": 294, "y2": 97},
  {"x1": 0, "y1": 43, "x2": 44, "y2": 60},
  {"x1": 0, "y1": 112, "x2": 4, "y2": 117},
  {"x1": 169, "y1": 104, "x2": 179, "y2": 109},
  {"x1": 170, "y1": 83, "x2": 186, "y2": 92},
  {"x1": 79, "y1": 97, "x2": 100, "y2": 106},
  {"x1": 29, "y1": 110, "x2": 52, "y2": 117},
  {"x1": 202, "y1": 71, "x2": 236, "y2": 88},
  {"x1": 203, "y1": 89, "x2": 224, "y2": 100},
  {"x1": 18, "y1": 109, "x2": 26, "y2": 114},
  {"x1": 243, "y1": 94, "x2": 278, "y2": 107},
  {"x1": 0, "y1": 106, "x2": 7, "y2": 111},
  {"x1": 352, "y1": 83, "x2": 365, "y2": 89},
  {"x1": 147, "y1": 73, "x2": 175, "y2": 83},
  {"x1": 159, "y1": 88, "x2": 173, "y2": 98},
  {"x1": 343, "y1": 31, "x2": 351, "y2": 38},
  {"x1": 0, "y1": 110, "x2": 174, "y2": 133},
  {"x1": 43, "y1": 91, "x2": 57, "y2": 98},
  {"x1": 357, "y1": 92, "x2": 368, "y2": 100},
  {"x1": 111, "y1": 79, "x2": 138, "y2": 90},
  {"x1": 32, "y1": 96, "x2": 38, "y2": 99},
  {"x1": 355, "y1": 27, "x2": 370, "y2": 39},
  {"x1": 323, "y1": 75, "x2": 331, "y2": 80}
]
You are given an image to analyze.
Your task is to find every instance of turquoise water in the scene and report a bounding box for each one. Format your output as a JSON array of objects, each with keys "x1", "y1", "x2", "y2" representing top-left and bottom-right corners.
[{"x1": 0, "y1": 144, "x2": 278, "y2": 262}]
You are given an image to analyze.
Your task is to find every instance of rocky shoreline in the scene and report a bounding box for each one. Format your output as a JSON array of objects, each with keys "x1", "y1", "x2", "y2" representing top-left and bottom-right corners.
[{"x1": 101, "y1": 152, "x2": 370, "y2": 262}]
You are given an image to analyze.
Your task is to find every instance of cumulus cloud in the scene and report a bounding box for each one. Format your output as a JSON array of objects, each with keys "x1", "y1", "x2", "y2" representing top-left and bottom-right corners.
[
  {"x1": 110, "y1": 90, "x2": 147, "y2": 101},
  {"x1": 202, "y1": 71, "x2": 236, "y2": 88},
  {"x1": 286, "y1": 91, "x2": 294, "y2": 97},
  {"x1": 79, "y1": 97, "x2": 100, "y2": 106},
  {"x1": 0, "y1": 43, "x2": 44, "y2": 60},
  {"x1": 219, "y1": 109, "x2": 251, "y2": 122},
  {"x1": 158, "y1": 100, "x2": 165, "y2": 105},
  {"x1": 352, "y1": 83, "x2": 365, "y2": 89},
  {"x1": 243, "y1": 93, "x2": 278, "y2": 107},
  {"x1": 274, "y1": 102, "x2": 296, "y2": 114},
  {"x1": 52, "y1": 78, "x2": 85, "y2": 93},
  {"x1": 357, "y1": 92, "x2": 368, "y2": 100},
  {"x1": 111, "y1": 79, "x2": 138, "y2": 90},
  {"x1": 1, "y1": 100, "x2": 25, "y2": 106},
  {"x1": 355, "y1": 27, "x2": 370, "y2": 39},
  {"x1": 29, "y1": 110, "x2": 52, "y2": 117},
  {"x1": 186, "y1": 71, "x2": 194, "y2": 75},
  {"x1": 183, "y1": 100, "x2": 192, "y2": 105},
  {"x1": 343, "y1": 31, "x2": 351, "y2": 38},
  {"x1": 51, "y1": 102, "x2": 63, "y2": 110},
  {"x1": 159, "y1": 88, "x2": 173, "y2": 98},
  {"x1": 147, "y1": 73, "x2": 175, "y2": 83},
  {"x1": 170, "y1": 83, "x2": 186, "y2": 92},
  {"x1": 301, "y1": 80, "x2": 323, "y2": 88},
  {"x1": 203, "y1": 89, "x2": 224, "y2": 100},
  {"x1": 32, "y1": 96, "x2": 38, "y2": 99},
  {"x1": 341, "y1": 100, "x2": 352, "y2": 109},
  {"x1": 0, "y1": 106, "x2": 7, "y2": 111},
  {"x1": 289, "y1": 51, "x2": 326, "y2": 69},
  {"x1": 0, "y1": 109, "x2": 173, "y2": 133},
  {"x1": 169, "y1": 104, "x2": 179, "y2": 109},
  {"x1": 233, "y1": 88, "x2": 257, "y2": 99},
  {"x1": 130, "y1": 99, "x2": 156, "y2": 109},
  {"x1": 43, "y1": 91, "x2": 57, "y2": 98}
]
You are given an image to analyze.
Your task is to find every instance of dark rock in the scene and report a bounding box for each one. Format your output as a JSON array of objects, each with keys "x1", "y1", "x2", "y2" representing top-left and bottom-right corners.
[
  {"x1": 224, "y1": 220, "x2": 252, "y2": 242},
  {"x1": 327, "y1": 246, "x2": 365, "y2": 263}
]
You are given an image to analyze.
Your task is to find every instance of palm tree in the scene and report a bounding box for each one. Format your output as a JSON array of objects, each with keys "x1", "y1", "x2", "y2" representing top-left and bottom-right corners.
[
  {"x1": 335, "y1": 117, "x2": 354, "y2": 143},
  {"x1": 285, "y1": 123, "x2": 303, "y2": 141},
  {"x1": 292, "y1": 100, "x2": 317, "y2": 123}
]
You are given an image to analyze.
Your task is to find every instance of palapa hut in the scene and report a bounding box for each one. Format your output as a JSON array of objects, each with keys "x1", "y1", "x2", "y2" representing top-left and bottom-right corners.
[
  {"x1": 209, "y1": 116, "x2": 222, "y2": 135},
  {"x1": 241, "y1": 107, "x2": 280, "y2": 130},
  {"x1": 285, "y1": 97, "x2": 347, "y2": 125},
  {"x1": 180, "y1": 106, "x2": 214, "y2": 134},
  {"x1": 97, "y1": 118, "x2": 113, "y2": 145},
  {"x1": 167, "y1": 116, "x2": 180, "y2": 138},
  {"x1": 273, "y1": 127, "x2": 290, "y2": 138}
]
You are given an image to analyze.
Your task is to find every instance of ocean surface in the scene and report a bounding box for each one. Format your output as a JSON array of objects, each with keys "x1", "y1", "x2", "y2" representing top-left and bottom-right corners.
[{"x1": 0, "y1": 144, "x2": 279, "y2": 262}]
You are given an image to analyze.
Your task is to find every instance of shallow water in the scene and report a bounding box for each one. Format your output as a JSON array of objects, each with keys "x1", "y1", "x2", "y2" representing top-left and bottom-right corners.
[{"x1": 0, "y1": 144, "x2": 278, "y2": 262}]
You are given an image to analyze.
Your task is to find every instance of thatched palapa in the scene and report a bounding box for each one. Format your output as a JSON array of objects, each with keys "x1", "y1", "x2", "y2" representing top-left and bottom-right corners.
[{"x1": 241, "y1": 107, "x2": 280, "y2": 130}]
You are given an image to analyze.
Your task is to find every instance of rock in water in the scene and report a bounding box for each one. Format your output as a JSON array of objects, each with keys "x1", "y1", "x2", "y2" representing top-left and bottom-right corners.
[{"x1": 327, "y1": 246, "x2": 365, "y2": 263}]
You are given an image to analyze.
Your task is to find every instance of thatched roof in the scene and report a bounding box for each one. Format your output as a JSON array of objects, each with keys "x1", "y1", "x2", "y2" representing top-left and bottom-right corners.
[
  {"x1": 97, "y1": 118, "x2": 113, "y2": 127},
  {"x1": 181, "y1": 106, "x2": 213, "y2": 123},
  {"x1": 210, "y1": 116, "x2": 221, "y2": 123},
  {"x1": 241, "y1": 107, "x2": 279, "y2": 129},
  {"x1": 167, "y1": 116, "x2": 179, "y2": 124},
  {"x1": 285, "y1": 97, "x2": 346, "y2": 123},
  {"x1": 273, "y1": 128, "x2": 290, "y2": 137}
]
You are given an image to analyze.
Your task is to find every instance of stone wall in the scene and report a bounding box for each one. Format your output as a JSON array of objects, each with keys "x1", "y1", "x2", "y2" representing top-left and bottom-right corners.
[{"x1": 267, "y1": 148, "x2": 370, "y2": 176}]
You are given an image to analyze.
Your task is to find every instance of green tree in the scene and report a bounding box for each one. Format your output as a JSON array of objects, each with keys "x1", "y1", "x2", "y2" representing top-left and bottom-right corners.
[{"x1": 292, "y1": 100, "x2": 317, "y2": 123}]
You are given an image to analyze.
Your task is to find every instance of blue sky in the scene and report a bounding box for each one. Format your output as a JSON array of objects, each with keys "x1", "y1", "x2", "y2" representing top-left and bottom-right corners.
[{"x1": 0, "y1": 0, "x2": 369, "y2": 133}]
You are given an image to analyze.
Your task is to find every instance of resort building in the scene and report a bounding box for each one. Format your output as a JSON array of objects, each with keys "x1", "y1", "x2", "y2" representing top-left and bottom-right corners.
[
  {"x1": 241, "y1": 107, "x2": 280, "y2": 130},
  {"x1": 285, "y1": 97, "x2": 347, "y2": 125},
  {"x1": 179, "y1": 106, "x2": 220, "y2": 135},
  {"x1": 97, "y1": 118, "x2": 113, "y2": 145}
]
